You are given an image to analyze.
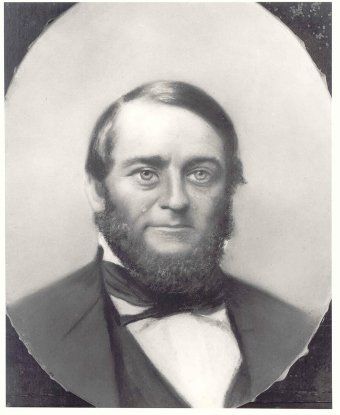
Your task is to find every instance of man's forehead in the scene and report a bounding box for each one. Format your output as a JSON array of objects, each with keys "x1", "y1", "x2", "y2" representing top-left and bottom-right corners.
[
  {"x1": 115, "y1": 99, "x2": 216, "y2": 135},
  {"x1": 112, "y1": 100, "x2": 227, "y2": 163}
]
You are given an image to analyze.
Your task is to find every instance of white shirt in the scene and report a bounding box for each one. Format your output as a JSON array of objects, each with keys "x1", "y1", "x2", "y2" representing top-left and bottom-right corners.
[{"x1": 99, "y1": 234, "x2": 242, "y2": 408}]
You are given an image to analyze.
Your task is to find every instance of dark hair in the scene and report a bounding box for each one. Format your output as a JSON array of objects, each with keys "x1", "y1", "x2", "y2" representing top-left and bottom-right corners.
[{"x1": 85, "y1": 80, "x2": 245, "y2": 193}]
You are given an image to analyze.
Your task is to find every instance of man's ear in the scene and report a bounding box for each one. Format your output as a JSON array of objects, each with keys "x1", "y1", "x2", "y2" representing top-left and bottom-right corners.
[{"x1": 85, "y1": 175, "x2": 106, "y2": 212}]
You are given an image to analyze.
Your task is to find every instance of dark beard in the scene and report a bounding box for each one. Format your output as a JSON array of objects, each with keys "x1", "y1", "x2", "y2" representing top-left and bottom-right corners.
[{"x1": 95, "y1": 194, "x2": 234, "y2": 308}]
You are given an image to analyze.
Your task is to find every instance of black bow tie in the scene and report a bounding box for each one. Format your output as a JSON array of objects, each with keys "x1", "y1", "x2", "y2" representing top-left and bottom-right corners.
[{"x1": 99, "y1": 253, "x2": 228, "y2": 326}]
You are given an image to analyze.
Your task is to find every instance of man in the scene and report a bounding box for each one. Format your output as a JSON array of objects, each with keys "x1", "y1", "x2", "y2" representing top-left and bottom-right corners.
[{"x1": 7, "y1": 81, "x2": 314, "y2": 407}]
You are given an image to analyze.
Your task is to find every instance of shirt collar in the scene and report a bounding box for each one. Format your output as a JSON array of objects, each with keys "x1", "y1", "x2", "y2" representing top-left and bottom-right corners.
[{"x1": 98, "y1": 233, "x2": 124, "y2": 267}]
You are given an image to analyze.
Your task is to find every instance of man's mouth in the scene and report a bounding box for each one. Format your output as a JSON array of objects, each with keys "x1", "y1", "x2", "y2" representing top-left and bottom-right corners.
[
  {"x1": 148, "y1": 223, "x2": 194, "y2": 233},
  {"x1": 152, "y1": 224, "x2": 192, "y2": 229},
  {"x1": 146, "y1": 225, "x2": 194, "y2": 242}
]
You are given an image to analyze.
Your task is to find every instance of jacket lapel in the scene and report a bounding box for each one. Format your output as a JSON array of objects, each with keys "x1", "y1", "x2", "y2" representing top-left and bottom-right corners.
[
  {"x1": 225, "y1": 274, "x2": 313, "y2": 403},
  {"x1": 101, "y1": 284, "x2": 190, "y2": 408}
]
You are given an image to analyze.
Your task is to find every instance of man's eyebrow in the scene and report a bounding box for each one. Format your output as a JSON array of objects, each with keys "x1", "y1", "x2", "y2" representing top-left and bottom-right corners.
[
  {"x1": 121, "y1": 156, "x2": 168, "y2": 169},
  {"x1": 184, "y1": 157, "x2": 224, "y2": 170}
]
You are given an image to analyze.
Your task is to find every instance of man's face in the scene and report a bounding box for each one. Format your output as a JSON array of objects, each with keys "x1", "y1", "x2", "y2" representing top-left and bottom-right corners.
[
  {"x1": 96, "y1": 100, "x2": 232, "y2": 299},
  {"x1": 105, "y1": 101, "x2": 228, "y2": 253}
]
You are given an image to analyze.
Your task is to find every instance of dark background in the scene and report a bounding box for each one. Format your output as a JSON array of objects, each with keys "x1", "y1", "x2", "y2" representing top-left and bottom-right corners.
[{"x1": 5, "y1": 2, "x2": 332, "y2": 409}]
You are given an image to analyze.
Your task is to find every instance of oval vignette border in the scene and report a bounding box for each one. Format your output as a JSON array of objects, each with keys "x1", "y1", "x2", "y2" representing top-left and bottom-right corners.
[{"x1": 6, "y1": 2, "x2": 330, "y2": 406}]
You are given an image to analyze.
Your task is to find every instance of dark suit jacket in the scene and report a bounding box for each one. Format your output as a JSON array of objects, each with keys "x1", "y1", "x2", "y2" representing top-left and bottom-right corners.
[{"x1": 7, "y1": 254, "x2": 316, "y2": 407}]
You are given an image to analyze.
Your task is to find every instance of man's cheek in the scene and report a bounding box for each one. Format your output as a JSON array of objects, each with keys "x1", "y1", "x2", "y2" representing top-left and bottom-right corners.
[
  {"x1": 197, "y1": 200, "x2": 224, "y2": 222},
  {"x1": 211, "y1": 195, "x2": 229, "y2": 216}
]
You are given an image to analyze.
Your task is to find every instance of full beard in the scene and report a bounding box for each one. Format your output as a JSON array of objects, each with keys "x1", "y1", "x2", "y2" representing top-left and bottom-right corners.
[{"x1": 95, "y1": 195, "x2": 234, "y2": 308}]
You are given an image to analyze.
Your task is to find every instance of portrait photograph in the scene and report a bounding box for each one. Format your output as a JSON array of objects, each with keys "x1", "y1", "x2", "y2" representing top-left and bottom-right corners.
[{"x1": 5, "y1": 2, "x2": 331, "y2": 408}]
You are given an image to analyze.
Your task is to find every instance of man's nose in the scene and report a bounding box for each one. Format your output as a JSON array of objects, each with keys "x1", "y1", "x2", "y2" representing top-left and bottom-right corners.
[{"x1": 158, "y1": 175, "x2": 189, "y2": 212}]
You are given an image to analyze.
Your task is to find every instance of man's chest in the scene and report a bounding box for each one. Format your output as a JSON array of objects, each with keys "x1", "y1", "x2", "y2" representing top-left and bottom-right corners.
[{"x1": 111, "y1": 296, "x2": 242, "y2": 407}]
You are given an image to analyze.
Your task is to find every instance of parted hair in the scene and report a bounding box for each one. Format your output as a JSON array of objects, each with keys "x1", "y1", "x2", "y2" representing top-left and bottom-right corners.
[{"x1": 85, "y1": 80, "x2": 245, "y2": 193}]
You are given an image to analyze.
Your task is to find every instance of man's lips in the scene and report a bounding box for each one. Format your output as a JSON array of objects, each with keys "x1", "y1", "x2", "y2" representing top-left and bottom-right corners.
[
  {"x1": 146, "y1": 224, "x2": 194, "y2": 237},
  {"x1": 144, "y1": 225, "x2": 195, "y2": 245},
  {"x1": 147, "y1": 224, "x2": 193, "y2": 229}
]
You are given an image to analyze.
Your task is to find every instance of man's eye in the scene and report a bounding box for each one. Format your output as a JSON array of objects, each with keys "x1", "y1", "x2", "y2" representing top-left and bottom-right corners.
[
  {"x1": 187, "y1": 170, "x2": 211, "y2": 183},
  {"x1": 136, "y1": 169, "x2": 159, "y2": 185}
]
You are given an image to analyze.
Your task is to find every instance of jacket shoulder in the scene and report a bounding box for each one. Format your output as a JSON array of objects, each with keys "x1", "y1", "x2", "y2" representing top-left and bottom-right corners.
[
  {"x1": 6, "y1": 260, "x2": 119, "y2": 407},
  {"x1": 7, "y1": 261, "x2": 101, "y2": 348},
  {"x1": 226, "y1": 275, "x2": 311, "y2": 329}
]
